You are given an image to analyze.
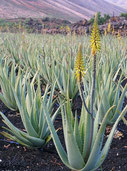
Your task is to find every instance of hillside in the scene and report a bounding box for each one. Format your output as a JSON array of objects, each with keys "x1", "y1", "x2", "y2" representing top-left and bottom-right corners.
[
  {"x1": 0, "y1": 0, "x2": 127, "y2": 22},
  {"x1": 105, "y1": 0, "x2": 127, "y2": 9}
]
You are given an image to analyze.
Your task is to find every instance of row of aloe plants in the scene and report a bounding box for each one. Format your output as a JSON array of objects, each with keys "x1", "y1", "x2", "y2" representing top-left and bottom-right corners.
[{"x1": 0, "y1": 16, "x2": 126, "y2": 170}]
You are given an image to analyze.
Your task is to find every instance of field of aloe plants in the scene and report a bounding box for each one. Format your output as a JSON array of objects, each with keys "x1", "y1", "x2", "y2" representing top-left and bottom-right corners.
[{"x1": 0, "y1": 17, "x2": 127, "y2": 171}]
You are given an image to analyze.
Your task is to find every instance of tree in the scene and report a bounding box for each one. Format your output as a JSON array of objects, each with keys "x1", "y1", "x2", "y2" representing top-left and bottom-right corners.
[{"x1": 90, "y1": 12, "x2": 110, "y2": 25}]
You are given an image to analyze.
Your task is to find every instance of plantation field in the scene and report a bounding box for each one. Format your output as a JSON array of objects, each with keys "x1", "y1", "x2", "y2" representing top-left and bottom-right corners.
[{"x1": 0, "y1": 32, "x2": 127, "y2": 171}]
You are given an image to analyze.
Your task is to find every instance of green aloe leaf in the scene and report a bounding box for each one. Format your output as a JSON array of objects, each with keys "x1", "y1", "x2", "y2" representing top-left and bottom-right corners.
[
  {"x1": 65, "y1": 115, "x2": 85, "y2": 169},
  {"x1": 81, "y1": 105, "x2": 115, "y2": 170},
  {"x1": 42, "y1": 103, "x2": 74, "y2": 170},
  {"x1": 95, "y1": 106, "x2": 127, "y2": 169}
]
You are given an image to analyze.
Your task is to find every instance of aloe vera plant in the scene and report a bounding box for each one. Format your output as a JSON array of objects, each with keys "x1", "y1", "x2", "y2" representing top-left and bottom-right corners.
[
  {"x1": 37, "y1": 51, "x2": 78, "y2": 100},
  {"x1": 96, "y1": 71, "x2": 127, "y2": 124},
  {"x1": 43, "y1": 95, "x2": 127, "y2": 171},
  {"x1": 83, "y1": 68, "x2": 127, "y2": 125},
  {"x1": 0, "y1": 59, "x2": 25, "y2": 111},
  {"x1": 119, "y1": 57, "x2": 127, "y2": 78},
  {"x1": 0, "y1": 80, "x2": 59, "y2": 148},
  {"x1": 54, "y1": 56, "x2": 78, "y2": 100}
]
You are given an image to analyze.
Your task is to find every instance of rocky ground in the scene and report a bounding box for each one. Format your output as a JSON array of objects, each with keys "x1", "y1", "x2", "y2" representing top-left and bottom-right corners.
[{"x1": 0, "y1": 16, "x2": 127, "y2": 36}]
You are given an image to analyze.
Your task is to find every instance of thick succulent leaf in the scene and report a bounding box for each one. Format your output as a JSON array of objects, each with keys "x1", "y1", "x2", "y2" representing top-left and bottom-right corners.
[
  {"x1": 95, "y1": 106, "x2": 127, "y2": 169},
  {"x1": 10, "y1": 65, "x2": 16, "y2": 85},
  {"x1": 8, "y1": 84, "x2": 17, "y2": 105},
  {"x1": 15, "y1": 77, "x2": 22, "y2": 102},
  {"x1": 39, "y1": 115, "x2": 47, "y2": 138},
  {"x1": 79, "y1": 104, "x2": 85, "y2": 133},
  {"x1": 82, "y1": 110, "x2": 91, "y2": 159},
  {"x1": 47, "y1": 82, "x2": 56, "y2": 109},
  {"x1": 62, "y1": 67, "x2": 67, "y2": 93},
  {"x1": 0, "y1": 113, "x2": 33, "y2": 146},
  {"x1": 51, "y1": 105, "x2": 60, "y2": 123},
  {"x1": 30, "y1": 106, "x2": 38, "y2": 132},
  {"x1": 42, "y1": 85, "x2": 49, "y2": 104},
  {"x1": 81, "y1": 106, "x2": 115, "y2": 171},
  {"x1": 25, "y1": 82, "x2": 33, "y2": 114},
  {"x1": 113, "y1": 78, "x2": 121, "y2": 106},
  {"x1": 65, "y1": 116, "x2": 85, "y2": 169},
  {"x1": 111, "y1": 84, "x2": 127, "y2": 122},
  {"x1": 0, "y1": 94, "x2": 17, "y2": 111},
  {"x1": 102, "y1": 91, "x2": 113, "y2": 117},
  {"x1": 81, "y1": 97, "x2": 91, "y2": 158},
  {"x1": 54, "y1": 72, "x2": 65, "y2": 95},
  {"x1": 74, "y1": 113, "x2": 83, "y2": 152},
  {"x1": 12, "y1": 88, "x2": 38, "y2": 137},
  {"x1": 21, "y1": 133, "x2": 45, "y2": 147},
  {"x1": 1, "y1": 131, "x2": 32, "y2": 147},
  {"x1": 38, "y1": 106, "x2": 45, "y2": 137},
  {"x1": 42, "y1": 103, "x2": 74, "y2": 170},
  {"x1": 92, "y1": 100, "x2": 103, "y2": 146},
  {"x1": 71, "y1": 73, "x2": 78, "y2": 99},
  {"x1": 62, "y1": 98, "x2": 85, "y2": 169},
  {"x1": 0, "y1": 75, "x2": 17, "y2": 110}
]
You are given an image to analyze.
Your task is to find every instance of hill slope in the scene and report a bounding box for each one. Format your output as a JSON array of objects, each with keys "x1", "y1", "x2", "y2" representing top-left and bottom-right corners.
[
  {"x1": 0, "y1": 0, "x2": 126, "y2": 22},
  {"x1": 105, "y1": 0, "x2": 127, "y2": 9}
]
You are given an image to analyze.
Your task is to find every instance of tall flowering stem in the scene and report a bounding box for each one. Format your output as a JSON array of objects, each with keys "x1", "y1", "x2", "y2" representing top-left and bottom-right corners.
[
  {"x1": 90, "y1": 14, "x2": 101, "y2": 116},
  {"x1": 84, "y1": 14, "x2": 101, "y2": 161},
  {"x1": 74, "y1": 15, "x2": 101, "y2": 161},
  {"x1": 75, "y1": 44, "x2": 91, "y2": 115}
]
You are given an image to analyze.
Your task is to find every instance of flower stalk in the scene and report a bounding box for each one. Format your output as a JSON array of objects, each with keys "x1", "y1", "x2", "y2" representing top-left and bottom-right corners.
[
  {"x1": 90, "y1": 13, "x2": 101, "y2": 116},
  {"x1": 75, "y1": 44, "x2": 91, "y2": 115},
  {"x1": 84, "y1": 13, "x2": 101, "y2": 160}
]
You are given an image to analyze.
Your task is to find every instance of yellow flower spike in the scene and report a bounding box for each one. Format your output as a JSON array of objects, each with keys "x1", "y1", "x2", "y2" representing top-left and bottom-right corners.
[
  {"x1": 107, "y1": 20, "x2": 111, "y2": 33},
  {"x1": 117, "y1": 30, "x2": 121, "y2": 40},
  {"x1": 91, "y1": 14, "x2": 101, "y2": 56},
  {"x1": 66, "y1": 25, "x2": 71, "y2": 35},
  {"x1": 22, "y1": 32, "x2": 25, "y2": 40},
  {"x1": 105, "y1": 29, "x2": 107, "y2": 36},
  {"x1": 18, "y1": 22, "x2": 22, "y2": 31},
  {"x1": 74, "y1": 44, "x2": 85, "y2": 82},
  {"x1": 112, "y1": 25, "x2": 115, "y2": 35}
]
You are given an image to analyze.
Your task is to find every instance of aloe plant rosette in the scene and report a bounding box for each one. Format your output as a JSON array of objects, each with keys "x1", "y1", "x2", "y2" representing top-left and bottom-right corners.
[
  {"x1": 43, "y1": 94, "x2": 126, "y2": 171},
  {"x1": 0, "y1": 79, "x2": 59, "y2": 148}
]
